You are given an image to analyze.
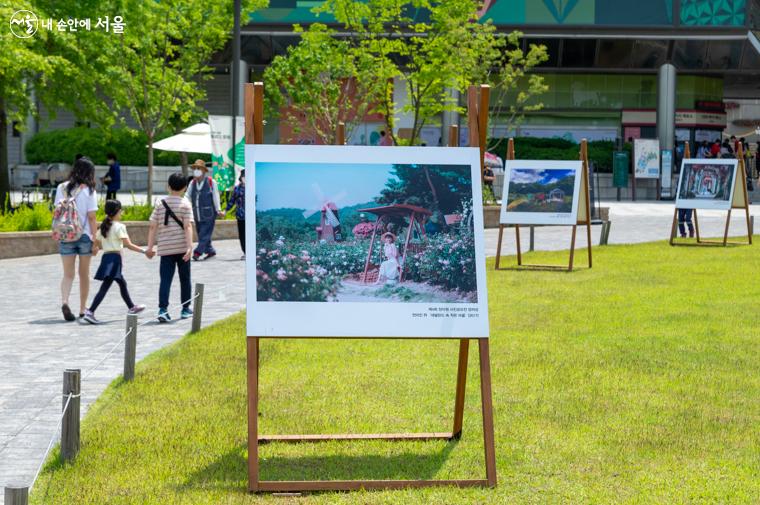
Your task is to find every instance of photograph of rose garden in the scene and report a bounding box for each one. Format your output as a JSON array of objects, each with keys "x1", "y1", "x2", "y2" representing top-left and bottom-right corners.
[
  {"x1": 4, "y1": 0, "x2": 760, "y2": 504},
  {"x1": 254, "y1": 162, "x2": 479, "y2": 303}
]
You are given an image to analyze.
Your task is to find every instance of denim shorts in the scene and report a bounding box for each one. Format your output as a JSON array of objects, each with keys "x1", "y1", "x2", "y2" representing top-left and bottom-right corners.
[{"x1": 59, "y1": 234, "x2": 93, "y2": 256}]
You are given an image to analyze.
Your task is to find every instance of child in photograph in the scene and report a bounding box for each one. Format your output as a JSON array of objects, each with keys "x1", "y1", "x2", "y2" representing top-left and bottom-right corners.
[
  {"x1": 376, "y1": 232, "x2": 400, "y2": 285},
  {"x1": 82, "y1": 200, "x2": 146, "y2": 324},
  {"x1": 223, "y1": 169, "x2": 246, "y2": 260},
  {"x1": 146, "y1": 173, "x2": 195, "y2": 323}
]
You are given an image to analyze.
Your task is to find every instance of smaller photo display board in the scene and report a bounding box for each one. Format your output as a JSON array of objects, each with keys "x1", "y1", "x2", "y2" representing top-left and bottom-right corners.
[
  {"x1": 634, "y1": 139, "x2": 660, "y2": 179},
  {"x1": 499, "y1": 160, "x2": 584, "y2": 226},
  {"x1": 675, "y1": 159, "x2": 738, "y2": 211}
]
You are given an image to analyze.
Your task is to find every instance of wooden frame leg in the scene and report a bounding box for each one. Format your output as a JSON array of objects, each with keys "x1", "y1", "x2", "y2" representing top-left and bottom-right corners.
[
  {"x1": 478, "y1": 338, "x2": 497, "y2": 487},
  {"x1": 247, "y1": 337, "x2": 260, "y2": 492},
  {"x1": 494, "y1": 225, "x2": 504, "y2": 270},
  {"x1": 669, "y1": 208, "x2": 679, "y2": 246},
  {"x1": 452, "y1": 339, "x2": 470, "y2": 439},
  {"x1": 568, "y1": 225, "x2": 577, "y2": 272},
  {"x1": 248, "y1": 337, "x2": 497, "y2": 493},
  {"x1": 515, "y1": 225, "x2": 523, "y2": 266},
  {"x1": 723, "y1": 209, "x2": 732, "y2": 246},
  {"x1": 694, "y1": 209, "x2": 702, "y2": 243}
]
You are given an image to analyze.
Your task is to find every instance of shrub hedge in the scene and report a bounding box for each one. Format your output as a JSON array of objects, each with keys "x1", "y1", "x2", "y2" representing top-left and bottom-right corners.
[
  {"x1": 488, "y1": 137, "x2": 633, "y2": 173},
  {"x1": 25, "y1": 127, "x2": 210, "y2": 166}
]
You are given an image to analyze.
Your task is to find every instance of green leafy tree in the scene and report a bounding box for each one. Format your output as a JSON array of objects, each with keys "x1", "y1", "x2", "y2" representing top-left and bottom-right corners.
[
  {"x1": 105, "y1": 0, "x2": 265, "y2": 200},
  {"x1": 0, "y1": 0, "x2": 113, "y2": 210},
  {"x1": 319, "y1": 0, "x2": 501, "y2": 146},
  {"x1": 376, "y1": 164, "x2": 471, "y2": 215},
  {"x1": 264, "y1": 24, "x2": 386, "y2": 145},
  {"x1": 487, "y1": 31, "x2": 549, "y2": 152}
]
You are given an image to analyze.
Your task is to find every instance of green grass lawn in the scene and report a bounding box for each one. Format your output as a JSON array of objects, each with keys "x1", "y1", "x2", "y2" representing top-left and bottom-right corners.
[{"x1": 32, "y1": 240, "x2": 760, "y2": 504}]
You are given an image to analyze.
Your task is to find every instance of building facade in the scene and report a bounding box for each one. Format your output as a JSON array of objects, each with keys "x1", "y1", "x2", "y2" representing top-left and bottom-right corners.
[{"x1": 6, "y1": 0, "x2": 760, "y2": 165}]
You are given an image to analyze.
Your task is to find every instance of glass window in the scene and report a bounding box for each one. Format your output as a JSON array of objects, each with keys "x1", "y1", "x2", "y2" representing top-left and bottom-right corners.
[
  {"x1": 706, "y1": 40, "x2": 743, "y2": 69},
  {"x1": 630, "y1": 40, "x2": 668, "y2": 68},
  {"x1": 527, "y1": 38, "x2": 560, "y2": 67},
  {"x1": 742, "y1": 39, "x2": 760, "y2": 69},
  {"x1": 596, "y1": 40, "x2": 633, "y2": 68},
  {"x1": 561, "y1": 39, "x2": 597, "y2": 68},
  {"x1": 672, "y1": 40, "x2": 707, "y2": 69},
  {"x1": 751, "y1": 0, "x2": 760, "y2": 29}
]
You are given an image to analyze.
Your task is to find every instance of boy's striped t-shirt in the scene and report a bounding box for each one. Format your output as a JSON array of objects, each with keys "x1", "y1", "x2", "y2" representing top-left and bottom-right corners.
[{"x1": 150, "y1": 196, "x2": 194, "y2": 256}]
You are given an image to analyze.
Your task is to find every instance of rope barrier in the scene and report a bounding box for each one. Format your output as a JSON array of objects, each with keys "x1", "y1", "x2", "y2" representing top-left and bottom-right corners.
[
  {"x1": 136, "y1": 291, "x2": 202, "y2": 327},
  {"x1": 9, "y1": 282, "x2": 229, "y2": 491},
  {"x1": 81, "y1": 327, "x2": 133, "y2": 380},
  {"x1": 28, "y1": 392, "x2": 73, "y2": 491}
]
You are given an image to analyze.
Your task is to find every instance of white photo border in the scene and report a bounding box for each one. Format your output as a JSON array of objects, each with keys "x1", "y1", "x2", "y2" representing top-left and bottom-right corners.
[
  {"x1": 499, "y1": 160, "x2": 583, "y2": 226},
  {"x1": 675, "y1": 158, "x2": 739, "y2": 211},
  {"x1": 245, "y1": 145, "x2": 490, "y2": 339}
]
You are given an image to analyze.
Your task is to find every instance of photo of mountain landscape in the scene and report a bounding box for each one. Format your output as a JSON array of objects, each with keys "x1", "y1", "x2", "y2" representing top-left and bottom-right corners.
[
  {"x1": 506, "y1": 168, "x2": 576, "y2": 213},
  {"x1": 499, "y1": 160, "x2": 583, "y2": 225}
]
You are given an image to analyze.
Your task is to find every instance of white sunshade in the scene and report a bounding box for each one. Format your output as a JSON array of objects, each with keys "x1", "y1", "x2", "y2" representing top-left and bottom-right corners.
[{"x1": 150, "y1": 122, "x2": 212, "y2": 153}]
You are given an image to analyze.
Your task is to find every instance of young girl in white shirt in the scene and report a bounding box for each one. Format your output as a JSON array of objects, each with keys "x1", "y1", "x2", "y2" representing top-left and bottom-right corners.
[{"x1": 82, "y1": 200, "x2": 146, "y2": 324}]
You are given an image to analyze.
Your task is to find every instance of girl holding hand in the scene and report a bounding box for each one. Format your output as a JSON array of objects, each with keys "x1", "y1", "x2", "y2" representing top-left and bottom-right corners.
[{"x1": 82, "y1": 200, "x2": 146, "y2": 324}]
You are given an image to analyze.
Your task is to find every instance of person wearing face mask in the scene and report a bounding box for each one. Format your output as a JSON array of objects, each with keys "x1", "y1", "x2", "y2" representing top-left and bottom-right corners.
[
  {"x1": 102, "y1": 152, "x2": 121, "y2": 200},
  {"x1": 222, "y1": 169, "x2": 246, "y2": 259},
  {"x1": 186, "y1": 159, "x2": 222, "y2": 260}
]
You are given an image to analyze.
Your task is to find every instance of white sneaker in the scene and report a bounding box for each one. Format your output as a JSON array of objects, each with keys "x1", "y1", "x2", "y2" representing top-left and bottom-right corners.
[{"x1": 82, "y1": 310, "x2": 100, "y2": 325}]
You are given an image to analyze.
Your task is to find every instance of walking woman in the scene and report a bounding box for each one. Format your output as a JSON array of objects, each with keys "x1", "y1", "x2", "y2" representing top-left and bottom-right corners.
[{"x1": 54, "y1": 157, "x2": 99, "y2": 321}]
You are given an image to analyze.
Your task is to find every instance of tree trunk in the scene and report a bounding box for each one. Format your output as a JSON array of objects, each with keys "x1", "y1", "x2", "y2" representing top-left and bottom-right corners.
[
  {"x1": 0, "y1": 99, "x2": 10, "y2": 211},
  {"x1": 147, "y1": 132, "x2": 154, "y2": 202},
  {"x1": 423, "y1": 167, "x2": 439, "y2": 207},
  {"x1": 180, "y1": 151, "x2": 188, "y2": 177}
]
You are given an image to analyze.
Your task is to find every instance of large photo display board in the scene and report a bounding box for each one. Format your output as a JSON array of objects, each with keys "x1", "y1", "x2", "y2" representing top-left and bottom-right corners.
[
  {"x1": 675, "y1": 159, "x2": 738, "y2": 211},
  {"x1": 499, "y1": 160, "x2": 584, "y2": 226},
  {"x1": 245, "y1": 145, "x2": 489, "y2": 338}
]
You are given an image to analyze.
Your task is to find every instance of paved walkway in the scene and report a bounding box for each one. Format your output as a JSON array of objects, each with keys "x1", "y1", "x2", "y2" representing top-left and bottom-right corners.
[
  {"x1": 0, "y1": 240, "x2": 246, "y2": 499},
  {"x1": 0, "y1": 201, "x2": 757, "y2": 501}
]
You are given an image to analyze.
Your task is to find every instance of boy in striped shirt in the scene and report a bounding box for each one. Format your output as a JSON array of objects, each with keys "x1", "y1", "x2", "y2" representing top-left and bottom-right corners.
[{"x1": 146, "y1": 173, "x2": 195, "y2": 323}]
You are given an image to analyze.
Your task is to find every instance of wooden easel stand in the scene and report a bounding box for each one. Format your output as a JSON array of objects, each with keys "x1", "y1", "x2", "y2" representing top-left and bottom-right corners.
[
  {"x1": 494, "y1": 138, "x2": 593, "y2": 271},
  {"x1": 244, "y1": 82, "x2": 497, "y2": 493},
  {"x1": 669, "y1": 141, "x2": 752, "y2": 246}
]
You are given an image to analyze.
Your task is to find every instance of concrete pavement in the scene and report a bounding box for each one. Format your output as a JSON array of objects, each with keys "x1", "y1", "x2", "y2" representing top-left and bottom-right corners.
[{"x1": 0, "y1": 240, "x2": 246, "y2": 499}]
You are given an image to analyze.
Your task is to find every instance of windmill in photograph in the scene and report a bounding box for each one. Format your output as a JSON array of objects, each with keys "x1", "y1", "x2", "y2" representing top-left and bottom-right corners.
[{"x1": 302, "y1": 183, "x2": 348, "y2": 242}]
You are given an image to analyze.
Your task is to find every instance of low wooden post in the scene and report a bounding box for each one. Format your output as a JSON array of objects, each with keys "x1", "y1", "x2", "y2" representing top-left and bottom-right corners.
[
  {"x1": 336, "y1": 122, "x2": 345, "y2": 145},
  {"x1": 4, "y1": 485, "x2": 29, "y2": 505},
  {"x1": 600, "y1": 222, "x2": 612, "y2": 246},
  {"x1": 191, "y1": 283, "x2": 204, "y2": 333},
  {"x1": 448, "y1": 125, "x2": 459, "y2": 147},
  {"x1": 529, "y1": 226, "x2": 535, "y2": 252},
  {"x1": 61, "y1": 369, "x2": 80, "y2": 464},
  {"x1": 123, "y1": 314, "x2": 138, "y2": 381}
]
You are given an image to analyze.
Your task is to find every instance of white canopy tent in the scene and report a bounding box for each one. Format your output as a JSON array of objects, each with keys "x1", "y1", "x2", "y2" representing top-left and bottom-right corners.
[{"x1": 151, "y1": 123, "x2": 212, "y2": 154}]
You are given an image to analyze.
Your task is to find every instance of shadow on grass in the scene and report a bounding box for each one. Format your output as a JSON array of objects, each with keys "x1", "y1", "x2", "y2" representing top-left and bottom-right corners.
[{"x1": 181, "y1": 440, "x2": 459, "y2": 492}]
